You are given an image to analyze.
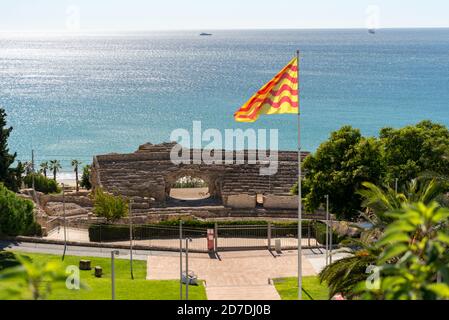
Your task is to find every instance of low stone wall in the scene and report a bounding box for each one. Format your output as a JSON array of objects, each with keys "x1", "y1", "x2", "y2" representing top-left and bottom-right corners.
[{"x1": 39, "y1": 193, "x2": 93, "y2": 208}]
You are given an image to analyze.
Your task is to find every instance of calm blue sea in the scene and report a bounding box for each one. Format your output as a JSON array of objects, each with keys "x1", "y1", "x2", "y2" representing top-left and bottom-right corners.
[{"x1": 1, "y1": 29, "x2": 449, "y2": 174}]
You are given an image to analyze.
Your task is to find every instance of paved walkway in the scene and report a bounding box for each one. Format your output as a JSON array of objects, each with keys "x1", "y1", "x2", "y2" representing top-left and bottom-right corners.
[{"x1": 147, "y1": 250, "x2": 317, "y2": 300}]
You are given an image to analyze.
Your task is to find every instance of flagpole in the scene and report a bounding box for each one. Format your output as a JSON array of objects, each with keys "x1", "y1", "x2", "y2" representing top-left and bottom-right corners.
[{"x1": 296, "y1": 49, "x2": 302, "y2": 300}]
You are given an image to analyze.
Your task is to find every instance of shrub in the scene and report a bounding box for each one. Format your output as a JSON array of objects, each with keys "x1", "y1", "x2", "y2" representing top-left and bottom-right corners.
[
  {"x1": 80, "y1": 165, "x2": 91, "y2": 190},
  {"x1": 0, "y1": 184, "x2": 42, "y2": 236},
  {"x1": 93, "y1": 188, "x2": 128, "y2": 222},
  {"x1": 23, "y1": 173, "x2": 60, "y2": 194}
]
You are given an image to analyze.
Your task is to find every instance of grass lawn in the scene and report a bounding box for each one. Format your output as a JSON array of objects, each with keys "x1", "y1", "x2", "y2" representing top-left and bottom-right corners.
[
  {"x1": 273, "y1": 276, "x2": 329, "y2": 300},
  {"x1": 0, "y1": 251, "x2": 207, "y2": 300}
]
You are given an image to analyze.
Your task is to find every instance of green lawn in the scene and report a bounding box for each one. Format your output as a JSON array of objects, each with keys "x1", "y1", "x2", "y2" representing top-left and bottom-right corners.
[
  {"x1": 0, "y1": 251, "x2": 207, "y2": 300},
  {"x1": 273, "y1": 276, "x2": 329, "y2": 300}
]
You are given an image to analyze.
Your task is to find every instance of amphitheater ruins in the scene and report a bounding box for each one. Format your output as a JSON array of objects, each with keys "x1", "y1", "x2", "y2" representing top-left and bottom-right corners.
[{"x1": 91, "y1": 142, "x2": 308, "y2": 215}]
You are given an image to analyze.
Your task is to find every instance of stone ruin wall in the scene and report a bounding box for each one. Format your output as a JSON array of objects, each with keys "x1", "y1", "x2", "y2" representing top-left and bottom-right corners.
[{"x1": 91, "y1": 142, "x2": 308, "y2": 211}]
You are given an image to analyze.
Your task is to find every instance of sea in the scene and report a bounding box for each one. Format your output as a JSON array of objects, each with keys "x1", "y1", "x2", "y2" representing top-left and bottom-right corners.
[{"x1": 1, "y1": 29, "x2": 449, "y2": 177}]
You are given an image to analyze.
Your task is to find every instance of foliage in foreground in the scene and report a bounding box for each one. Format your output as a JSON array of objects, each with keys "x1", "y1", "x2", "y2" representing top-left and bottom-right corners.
[
  {"x1": 93, "y1": 188, "x2": 128, "y2": 222},
  {"x1": 319, "y1": 235, "x2": 381, "y2": 299},
  {"x1": 320, "y1": 177, "x2": 449, "y2": 300},
  {"x1": 0, "y1": 254, "x2": 67, "y2": 300},
  {"x1": 0, "y1": 183, "x2": 41, "y2": 236},
  {"x1": 358, "y1": 202, "x2": 449, "y2": 300},
  {"x1": 358, "y1": 177, "x2": 448, "y2": 230}
]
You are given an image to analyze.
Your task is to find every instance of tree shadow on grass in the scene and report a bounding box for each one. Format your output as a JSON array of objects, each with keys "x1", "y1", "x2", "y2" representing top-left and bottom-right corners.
[
  {"x1": 0, "y1": 251, "x2": 20, "y2": 271},
  {"x1": 302, "y1": 288, "x2": 314, "y2": 300}
]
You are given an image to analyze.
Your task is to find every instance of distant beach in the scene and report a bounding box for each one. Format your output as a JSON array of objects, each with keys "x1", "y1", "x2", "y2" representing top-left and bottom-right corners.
[{"x1": 1, "y1": 29, "x2": 449, "y2": 177}]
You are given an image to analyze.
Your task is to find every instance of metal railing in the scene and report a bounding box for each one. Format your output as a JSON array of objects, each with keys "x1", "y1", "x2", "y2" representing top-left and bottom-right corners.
[{"x1": 39, "y1": 220, "x2": 325, "y2": 253}]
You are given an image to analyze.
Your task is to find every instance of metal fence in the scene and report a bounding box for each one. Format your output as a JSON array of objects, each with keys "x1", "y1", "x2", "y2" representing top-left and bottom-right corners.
[{"x1": 42, "y1": 220, "x2": 323, "y2": 253}]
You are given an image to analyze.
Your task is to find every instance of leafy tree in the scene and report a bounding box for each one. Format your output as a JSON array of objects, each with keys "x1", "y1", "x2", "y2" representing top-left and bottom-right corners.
[
  {"x1": 80, "y1": 165, "x2": 91, "y2": 190},
  {"x1": 39, "y1": 161, "x2": 49, "y2": 178},
  {"x1": 380, "y1": 120, "x2": 449, "y2": 185},
  {"x1": 71, "y1": 160, "x2": 81, "y2": 192},
  {"x1": 49, "y1": 160, "x2": 61, "y2": 182},
  {"x1": 293, "y1": 126, "x2": 383, "y2": 220},
  {"x1": 93, "y1": 188, "x2": 128, "y2": 222},
  {"x1": 359, "y1": 202, "x2": 449, "y2": 300},
  {"x1": 0, "y1": 108, "x2": 18, "y2": 191},
  {"x1": 15, "y1": 161, "x2": 25, "y2": 190},
  {"x1": 293, "y1": 121, "x2": 449, "y2": 221},
  {"x1": 0, "y1": 183, "x2": 41, "y2": 236}
]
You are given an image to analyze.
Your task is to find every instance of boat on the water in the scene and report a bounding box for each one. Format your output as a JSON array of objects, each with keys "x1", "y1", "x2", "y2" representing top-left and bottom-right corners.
[
  {"x1": 200, "y1": 33, "x2": 212, "y2": 36},
  {"x1": 368, "y1": 28, "x2": 376, "y2": 34}
]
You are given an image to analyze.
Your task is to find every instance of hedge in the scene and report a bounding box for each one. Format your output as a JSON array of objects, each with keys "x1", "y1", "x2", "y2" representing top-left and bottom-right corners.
[{"x1": 24, "y1": 173, "x2": 60, "y2": 194}]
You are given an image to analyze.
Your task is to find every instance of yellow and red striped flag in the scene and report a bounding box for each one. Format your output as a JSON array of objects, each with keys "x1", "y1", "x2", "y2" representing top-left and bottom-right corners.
[{"x1": 234, "y1": 57, "x2": 299, "y2": 122}]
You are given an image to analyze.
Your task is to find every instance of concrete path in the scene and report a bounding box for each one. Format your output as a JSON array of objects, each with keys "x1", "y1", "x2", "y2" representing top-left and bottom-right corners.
[
  {"x1": 147, "y1": 249, "x2": 317, "y2": 300},
  {"x1": 0, "y1": 240, "x2": 178, "y2": 261}
]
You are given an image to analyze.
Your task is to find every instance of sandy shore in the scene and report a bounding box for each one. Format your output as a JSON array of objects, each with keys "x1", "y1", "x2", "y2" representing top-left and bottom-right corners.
[{"x1": 59, "y1": 178, "x2": 77, "y2": 187}]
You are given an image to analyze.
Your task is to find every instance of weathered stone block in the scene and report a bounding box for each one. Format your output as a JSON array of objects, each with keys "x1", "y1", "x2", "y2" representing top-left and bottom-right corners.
[
  {"x1": 263, "y1": 195, "x2": 299, "y2": 209},
  {"x1": 79, "y1": 260, "x2": 91, "y2": 270},
  {"x1": 225, "y1": 195, "x2": 256, "y2": 209}
]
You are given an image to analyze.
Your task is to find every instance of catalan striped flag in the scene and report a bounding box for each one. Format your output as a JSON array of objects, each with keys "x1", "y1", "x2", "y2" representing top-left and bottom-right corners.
[{"x1": 234, "y1": 57, "x2": 299, "y2": 122}]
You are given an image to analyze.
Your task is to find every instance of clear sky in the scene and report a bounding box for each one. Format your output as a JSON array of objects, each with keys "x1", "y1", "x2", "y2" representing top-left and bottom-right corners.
[{"x1": 0, "y1": 0, "x2": 448, "y2": 31}]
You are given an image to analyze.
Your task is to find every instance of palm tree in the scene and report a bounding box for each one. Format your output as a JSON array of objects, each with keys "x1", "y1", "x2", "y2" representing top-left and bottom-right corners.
[
  {"x1": 49, "y1": 160, "x2": 61, "y2": 182},
  {"x1": 319, "y1": 236, "x2": 382, "y2": 299},
  {"x1": 71, "y1": 160, "x2": 82, "y2": 192},
  {"x1": 357, "y1": 178, "x2": 448, "y2": 230},
  {"x1": 23, "y1": 161, "x2": 33, "y2": 176},
  {"x1": 39, "y1": 161, "x2": 49, "y2": 178},
  {"x1": 320, "y1": 177, "x2": 449, "y2": 299}
]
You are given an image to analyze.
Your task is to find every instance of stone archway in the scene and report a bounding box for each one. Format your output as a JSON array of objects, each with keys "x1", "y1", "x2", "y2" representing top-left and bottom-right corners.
[{"x1": 164, "y1": 169, "x2": 222, "y2": 202}]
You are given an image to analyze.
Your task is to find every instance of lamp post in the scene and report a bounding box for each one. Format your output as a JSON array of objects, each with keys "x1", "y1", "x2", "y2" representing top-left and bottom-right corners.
[
  {"x1": 325, "y1": 195, "x2": 329, "y2": 265},
  {"x1": 185, "y1": 237, "x2": 192, "y2": 301},
  {"x1": 62, "y1": 183, "x2": 67, "y2": 261},
  {"x1": 329, "y1": 209, "x2": 333, "y2": 264},
  {"x1": 129, "y1": 199, "x2": 134, "y2": 280},
  {"x1": 31, "y1": 149, "x2": 35, "y2": 193},
  {"x1": 179, "y1": 220, "x2": 183, "y2": 300},
  {"x1": 111, "y1": 250, "x2": 120, "y2": 300}
]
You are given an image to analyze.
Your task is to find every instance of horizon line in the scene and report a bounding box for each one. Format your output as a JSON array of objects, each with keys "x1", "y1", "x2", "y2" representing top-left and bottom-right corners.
[{"x1": 1, "y1": 26, "x2": 449, "y2": 34}]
